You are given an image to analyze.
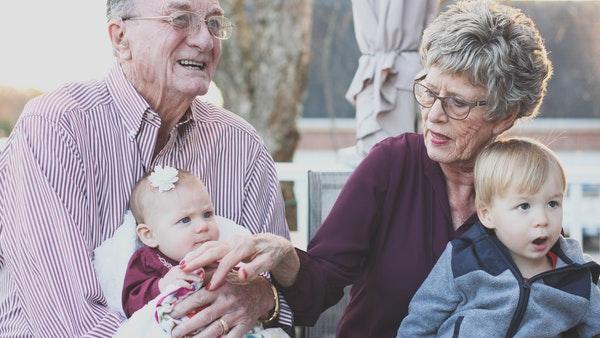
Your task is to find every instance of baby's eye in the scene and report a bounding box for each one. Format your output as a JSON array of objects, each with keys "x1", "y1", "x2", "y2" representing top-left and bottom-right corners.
[
  {"x1": 548, "y1": 200, "x2": 560, "y2": 208},
  {"x1": 178, "y1": 216, "x2": 191, "y2": 224},
  {"x1": 517, "y1": 203, "x2": 530, "y2": 211},
  {"x1": 203, "y1": 210, "x2": 214, "y2": 219}
]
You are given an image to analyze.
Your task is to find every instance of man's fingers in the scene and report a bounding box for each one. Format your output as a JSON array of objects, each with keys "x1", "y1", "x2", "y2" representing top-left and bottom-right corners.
[
  {"x1": 225, "y1": 324, "x2": 251, "y2": 338},
  {"x1": 169, "y1": 288, "x2": 213, "y2": 318},
  {"x1": 188, "y1": 319, "x2": 223, "y2": 338}
]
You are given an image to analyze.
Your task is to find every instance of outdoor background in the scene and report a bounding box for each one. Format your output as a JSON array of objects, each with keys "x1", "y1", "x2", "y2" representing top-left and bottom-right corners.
[{"x1": 1, "y1": 0, "x2": 599, "y2": 253}]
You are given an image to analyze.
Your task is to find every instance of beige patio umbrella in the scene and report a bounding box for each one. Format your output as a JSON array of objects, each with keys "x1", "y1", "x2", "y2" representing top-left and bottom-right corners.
[{"x1": 345, "y1": 0, "x2": 439, "y2": 158}]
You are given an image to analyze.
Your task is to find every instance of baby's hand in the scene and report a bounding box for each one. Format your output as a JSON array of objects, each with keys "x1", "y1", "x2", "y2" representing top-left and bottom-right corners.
[{"x1": 158, "y1": 266, "x2": 204, "y2": 292}]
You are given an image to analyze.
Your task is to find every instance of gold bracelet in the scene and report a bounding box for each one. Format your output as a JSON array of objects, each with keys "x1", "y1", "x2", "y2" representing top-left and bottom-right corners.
[{"x1": 260, "y1": 283, "x2": 280, "y2": 325}]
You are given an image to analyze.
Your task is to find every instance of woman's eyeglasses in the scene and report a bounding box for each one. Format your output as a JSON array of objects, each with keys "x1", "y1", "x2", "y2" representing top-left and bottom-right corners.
[{"x1": 413, "y1": 81, "x2": 487, "y2": 120}]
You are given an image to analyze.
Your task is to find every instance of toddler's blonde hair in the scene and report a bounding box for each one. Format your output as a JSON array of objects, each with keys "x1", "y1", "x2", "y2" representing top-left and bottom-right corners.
[{"x1": 475, "y1": 137, "x2": 566, "y2": 208}]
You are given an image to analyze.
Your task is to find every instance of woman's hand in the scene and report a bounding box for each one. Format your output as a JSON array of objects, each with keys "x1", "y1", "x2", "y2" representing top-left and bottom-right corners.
[
  {"x1": 170, "y1": 276, "x2": 274, "y2": 338},
  {"x1": 180, "y1": 233, "x2": 300, "y2": 290}
]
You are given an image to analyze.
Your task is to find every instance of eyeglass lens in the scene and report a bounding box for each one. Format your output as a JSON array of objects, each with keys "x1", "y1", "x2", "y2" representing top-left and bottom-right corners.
[
  {"x1": 413, "y1": 82, "x2": 471, "y2": 119},
  {"x1": 171, "y1": 12, "x2": 232, "y2": 39}
]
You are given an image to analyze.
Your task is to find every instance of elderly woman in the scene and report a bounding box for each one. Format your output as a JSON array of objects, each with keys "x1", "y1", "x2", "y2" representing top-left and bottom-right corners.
[{"x1": 176, "y1": 1, "x2": 553, "y2": 337}]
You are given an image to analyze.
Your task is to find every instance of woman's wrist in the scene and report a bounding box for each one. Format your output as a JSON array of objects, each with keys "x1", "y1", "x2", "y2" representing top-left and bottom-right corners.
[{"x1": 271, "y1": 242, "x2": 300, "y2": 287}]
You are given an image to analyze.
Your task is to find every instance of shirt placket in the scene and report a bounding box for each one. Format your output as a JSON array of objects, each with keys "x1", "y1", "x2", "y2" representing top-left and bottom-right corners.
[{"x1": 133, "y1": 109, "x2": 161, "y2": 174}]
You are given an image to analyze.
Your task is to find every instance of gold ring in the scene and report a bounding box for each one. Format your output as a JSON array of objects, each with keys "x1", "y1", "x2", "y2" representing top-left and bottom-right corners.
[{"x1": 219, "y1": 318, "x2": 229, "y2": 335}]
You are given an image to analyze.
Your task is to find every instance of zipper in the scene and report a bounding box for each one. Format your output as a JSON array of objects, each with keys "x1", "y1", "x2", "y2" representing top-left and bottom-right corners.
[
  {"x1": 505, "y1": 269, "x2": 529, "y2": 338},
  {"x1": 504, "y1": 262, "x2": 597, "y2": 337}
]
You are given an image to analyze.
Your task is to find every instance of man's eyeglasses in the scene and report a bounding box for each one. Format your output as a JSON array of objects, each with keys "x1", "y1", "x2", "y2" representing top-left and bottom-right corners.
[
  {"x1": 413, "y1": 81, "x2": 487, "y2": 120},
  {"x1": 123, "y1": 11, "x2": 233, "y2": 40}
]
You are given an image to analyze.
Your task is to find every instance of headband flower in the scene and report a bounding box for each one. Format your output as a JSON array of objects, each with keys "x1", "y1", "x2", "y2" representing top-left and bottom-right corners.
[{"x1": 148, "y1": 165, "x2": 179, "y2": 192}]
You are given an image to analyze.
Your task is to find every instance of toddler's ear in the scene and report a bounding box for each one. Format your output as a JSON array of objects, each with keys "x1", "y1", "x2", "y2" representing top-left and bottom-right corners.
[
  {"x1": 136, "y1": 223, "x2": 159, "y2": 248},
  {"x1": 477, "y1": 205, "x2": 496, "y2": 230}
]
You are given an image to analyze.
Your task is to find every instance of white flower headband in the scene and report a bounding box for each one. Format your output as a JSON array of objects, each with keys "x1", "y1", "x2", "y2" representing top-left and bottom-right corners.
[{"x1": 148, "y1": 165, "x2": 179, "y2": 192}]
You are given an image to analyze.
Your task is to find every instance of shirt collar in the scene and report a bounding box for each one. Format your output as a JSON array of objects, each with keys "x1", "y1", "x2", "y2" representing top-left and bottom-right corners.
[
  {"x1": 106, "y1": 64, "x2": 151, "y2": 139},
  {"x1": 176, "y1": 106, "x2": 196, "y2": 128}
]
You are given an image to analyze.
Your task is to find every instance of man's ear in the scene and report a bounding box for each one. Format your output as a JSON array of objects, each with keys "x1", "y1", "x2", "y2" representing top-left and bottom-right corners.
[
  {"x1": 492, "y1": 110, "x2": 518, "y2": 137},
  {"x1": 108, "y1": 19, "x2": 131, "y2": 60},
  {"x1": 136, "y1": 223, "x2": 159, "y2": 248},
  {"x1": 477, "y1": 204, "x2": 495, "y2": 230}
]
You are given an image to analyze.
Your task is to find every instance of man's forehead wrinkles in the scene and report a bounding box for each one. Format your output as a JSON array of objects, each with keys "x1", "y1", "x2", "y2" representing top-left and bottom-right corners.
[{"x1": 160, "y1": 0, "x2": 224, "y2": 14}]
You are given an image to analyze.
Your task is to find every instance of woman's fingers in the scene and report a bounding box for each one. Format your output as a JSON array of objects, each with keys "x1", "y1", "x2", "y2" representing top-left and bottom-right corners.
[
  {"x1": 236, "y1": 253, "x2": 273, "y2": 281},
  {"x1": 209, "y1": 242, "x2": 256, "y2": 289},
  {"x1": 181, "y1": 241, "x2": 230, "y2": 271}
]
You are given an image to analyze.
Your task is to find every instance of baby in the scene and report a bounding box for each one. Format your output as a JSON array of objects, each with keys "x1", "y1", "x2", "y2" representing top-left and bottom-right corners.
[
  {"x1": 398, "y1": 138, "x2": 600, "y2": 337},
  {"x1": 122, "y1": 165, "x2": 218, "y2": 317},
  {"x1": 120, "y1": 166, "x2": 288, "y2": 338}
]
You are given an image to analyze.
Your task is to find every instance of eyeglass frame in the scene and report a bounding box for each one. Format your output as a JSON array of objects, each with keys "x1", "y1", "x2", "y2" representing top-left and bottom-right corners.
[
  {"x1": 412, "y1": 76, "x2": 488, "y2": 121},
  {"x1": 122, "y1": 10, "x2": 234, "y2": 40}
]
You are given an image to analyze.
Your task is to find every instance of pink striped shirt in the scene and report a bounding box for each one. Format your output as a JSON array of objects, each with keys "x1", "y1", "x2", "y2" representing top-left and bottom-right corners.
[{"x1": 0, "y1": 65, "x2": 291, "y2": 337}]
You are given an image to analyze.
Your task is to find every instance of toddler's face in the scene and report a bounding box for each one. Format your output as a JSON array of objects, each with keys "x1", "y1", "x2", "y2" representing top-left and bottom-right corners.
[
  {"x1": 145, "y1": 178, "x2": 219, "y2": 262},
  {"x1": 480, "y1": 170, "x2": 564, "y2": 274}
]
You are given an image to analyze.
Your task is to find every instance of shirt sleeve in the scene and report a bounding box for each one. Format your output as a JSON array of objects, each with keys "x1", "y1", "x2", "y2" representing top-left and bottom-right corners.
[
  {"x1": 278, "y1": 139, "x2": 396, "y2": 325},
  {"x1": 122, "y1": 249, "x2": 163, "y2": 318},
  {"x1": 240, "y1": 144, "x2": 293, "y2": 326},
  {"x1": 0, "y1": 116, "x2": 124, "y2": 337},
  {"x1": 396, "y1": 243, "x2": 461, "y2": 337},
  {"x1": 577, "y1": 280, "x2": 600, "y2": 337}
]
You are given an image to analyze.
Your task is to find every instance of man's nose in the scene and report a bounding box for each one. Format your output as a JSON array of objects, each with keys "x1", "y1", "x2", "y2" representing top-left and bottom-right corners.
[{"x1": 186, "y1": 21, "x2": 214, "y2": 50}]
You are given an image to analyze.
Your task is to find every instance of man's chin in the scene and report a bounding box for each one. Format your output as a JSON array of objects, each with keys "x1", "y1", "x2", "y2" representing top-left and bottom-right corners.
[{"x1": 177, "y1": 83, "x2": 210, "y2": 98}]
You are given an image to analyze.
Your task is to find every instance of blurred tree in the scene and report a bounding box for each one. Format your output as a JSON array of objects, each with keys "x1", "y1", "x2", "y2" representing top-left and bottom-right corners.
[
  {"x1": 0, "y1": 86, "x2": 42, "y2": 137},
  {"x1": 216, "y1": 0, "x2": 313, "y2": 162},
  {"x1": 216, "y1": 1, "x2": 313, "y2": 231}
]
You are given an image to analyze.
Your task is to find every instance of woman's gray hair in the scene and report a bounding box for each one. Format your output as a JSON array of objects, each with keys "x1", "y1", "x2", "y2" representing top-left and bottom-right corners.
[
  {"x1": 420, "y1": 0, "x2": 553, "y2": 120},
  {"x1": 106, "y1": 0, "x2": 135, "y2": 21}
]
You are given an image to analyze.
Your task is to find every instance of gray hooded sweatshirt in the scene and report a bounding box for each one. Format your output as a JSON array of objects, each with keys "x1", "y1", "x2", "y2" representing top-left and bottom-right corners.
[{"x1": 397, "y1": 222, "x2": 600, "y2": 338}]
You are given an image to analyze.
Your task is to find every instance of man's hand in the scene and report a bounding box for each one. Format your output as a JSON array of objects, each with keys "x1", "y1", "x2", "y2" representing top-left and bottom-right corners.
[
  {"x1": 158, "y1": 266, "x2": 204, "y2": 292},
  {"x1": 170, "y1": 276, "x2": 275, "y2": 338}
]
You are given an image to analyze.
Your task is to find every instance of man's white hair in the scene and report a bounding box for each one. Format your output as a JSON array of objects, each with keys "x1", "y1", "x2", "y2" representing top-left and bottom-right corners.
[{"x1": 106, "y1": 0, "x2": 136, "y2": 20}]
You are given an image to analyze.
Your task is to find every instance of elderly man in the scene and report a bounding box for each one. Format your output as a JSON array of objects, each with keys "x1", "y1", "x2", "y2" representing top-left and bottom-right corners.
[{"x1": 0, "y1": 0, "x2": 291, "y2": 337}]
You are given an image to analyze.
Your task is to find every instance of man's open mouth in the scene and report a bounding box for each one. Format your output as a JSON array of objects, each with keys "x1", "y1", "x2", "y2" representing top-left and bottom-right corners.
[{"x1": 178, "y1": 59, "x2": 206, "y2": 71}]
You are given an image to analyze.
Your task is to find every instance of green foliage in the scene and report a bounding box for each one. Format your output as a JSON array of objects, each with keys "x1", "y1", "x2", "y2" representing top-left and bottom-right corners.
[{"x1": 0, "y1": 119, "x2": 12, "y2": 137}]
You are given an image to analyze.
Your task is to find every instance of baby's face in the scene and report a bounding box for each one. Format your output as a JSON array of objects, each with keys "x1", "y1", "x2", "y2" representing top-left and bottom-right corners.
[
  {"x1": 145, "y1": 178, "x2": 219, "y2": 262},
  {"x1": 481, "y1": 170, "x2": 564, "y2": 274}
]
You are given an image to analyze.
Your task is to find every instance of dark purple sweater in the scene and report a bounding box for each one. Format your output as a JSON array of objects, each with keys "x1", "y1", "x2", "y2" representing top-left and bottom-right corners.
[
  {"x1": 280, "y1": 134, "x2": 475, "y2": 338},
  {"x1": 122, "y1": 246, "x2": 178, "y2": 318}
]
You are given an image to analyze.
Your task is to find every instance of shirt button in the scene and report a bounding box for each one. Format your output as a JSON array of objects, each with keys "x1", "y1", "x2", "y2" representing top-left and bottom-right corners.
[
  {"x1": 145, "y1": 111, "x2": 154, "y2": 121},
  {"x1": 128, "y1": 130, "x2": 136, "y2": 139}
]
